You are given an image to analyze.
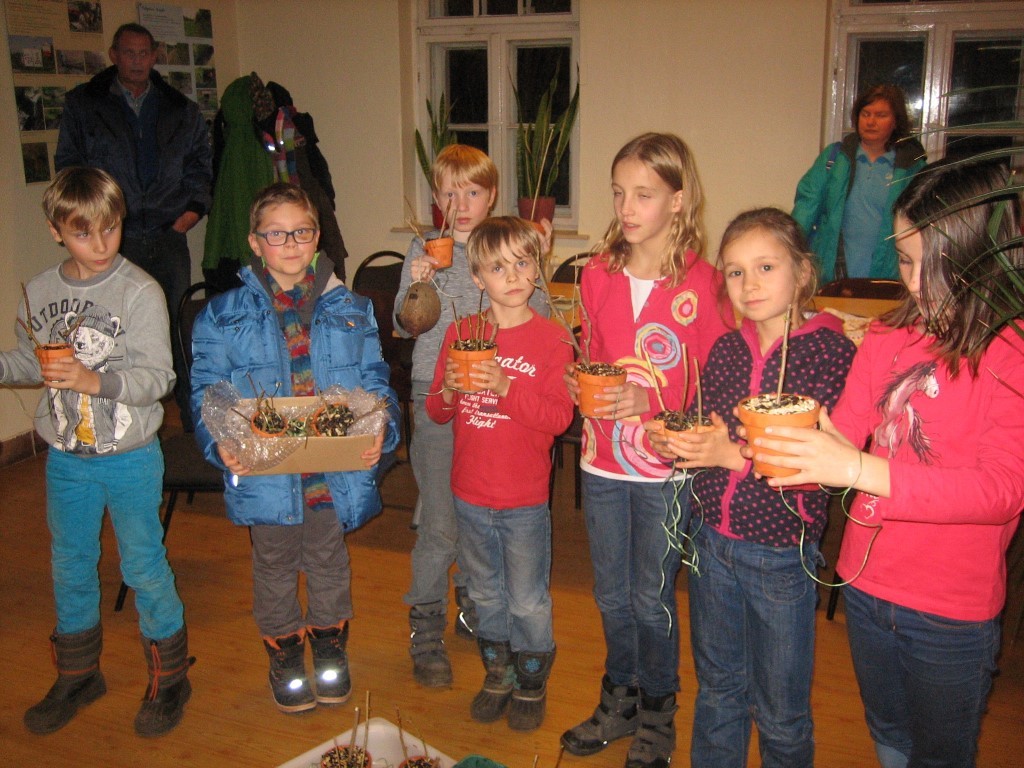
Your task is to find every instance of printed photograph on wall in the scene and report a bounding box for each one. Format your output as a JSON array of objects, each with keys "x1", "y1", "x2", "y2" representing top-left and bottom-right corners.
[
  {"x1": 56, "y1": 48, "x2": 87, "y2": 74},
  {"x1": 9, "y1": 35, "x2": 57, "y2": 74},
  {"x1": 83, "y1": 49, "x2": 105, "y2": 73},
  {"x1": 167, "y1": 70, "x2": 193, "y2": 95},
  {"x1": 193, "y1": 42, "x2": 213, "y2": 66},
  {"x1": 183, "y1": 8, "x2": 212, "y2": 38},
  {"x1": 22, "y1": 142, "x2": 51, "y2": 184},
  {"x1": 15, "y1": 86, "x2": 44, "y2": 131},
  {"x1": 67, "y1": 1, "x2": 103, "y2": 33}
]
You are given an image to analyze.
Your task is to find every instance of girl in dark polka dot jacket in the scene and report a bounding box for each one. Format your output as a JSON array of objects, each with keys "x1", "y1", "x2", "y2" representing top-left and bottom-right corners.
[{"x1": 649, "y1": 207, "x2": 855, "y2": 768}]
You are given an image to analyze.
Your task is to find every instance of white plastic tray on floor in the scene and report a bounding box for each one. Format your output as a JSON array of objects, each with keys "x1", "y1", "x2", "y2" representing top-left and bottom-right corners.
[{"x1": 277, "y1": 716, "x2": 456, "y2": 768}]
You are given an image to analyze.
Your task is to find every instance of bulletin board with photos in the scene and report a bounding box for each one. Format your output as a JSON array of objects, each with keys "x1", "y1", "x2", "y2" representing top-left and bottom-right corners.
[{"x1": 4, "y1": 0, "x2": 217, "y2": 185}]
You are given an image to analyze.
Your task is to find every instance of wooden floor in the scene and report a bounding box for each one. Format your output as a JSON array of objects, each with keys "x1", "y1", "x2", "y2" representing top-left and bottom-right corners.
[{"x1": 1, "y1": 420, "x2": 1022, "y2": 767}]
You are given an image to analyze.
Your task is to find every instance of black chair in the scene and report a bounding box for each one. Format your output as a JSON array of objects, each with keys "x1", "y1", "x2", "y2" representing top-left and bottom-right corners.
[
  {"x1": 115, "y1": 282, "x2": 225, "y2": 611},
  {"x1": 550, "y1": 410, "x2": 583, "y2": 511},
  {"x1": 551, "y1": 252, "x2": 591, "y2": 284},
  {"x1": 550, "y1": 324, "x2": 584, "y2": 511},
  {"x1": 351, "y1": 251, "x2": 414, "y2": 456}
]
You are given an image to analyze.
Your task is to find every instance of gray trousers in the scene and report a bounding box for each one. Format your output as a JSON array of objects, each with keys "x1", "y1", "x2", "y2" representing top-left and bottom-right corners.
[
  {"x1": 404, "y1": 386, "x2": 468, "y2": 608},
  {"x1": 250, "y1": 505, "x2": 351, "y2": 638}
]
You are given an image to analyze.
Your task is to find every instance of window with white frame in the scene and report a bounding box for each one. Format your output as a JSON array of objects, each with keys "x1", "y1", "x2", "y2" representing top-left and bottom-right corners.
[
  {"x1": 415, "y1": 0, "x2": 580, "y2": 225},
  {"x1": 828, "y1": 1, "x2": 1023, "y2": 166}
]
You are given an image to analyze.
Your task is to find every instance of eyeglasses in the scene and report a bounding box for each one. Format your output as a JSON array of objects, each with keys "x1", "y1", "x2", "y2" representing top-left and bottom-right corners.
[{"x1": 253, "y1": 228, "x2": 318, "y2": 246}]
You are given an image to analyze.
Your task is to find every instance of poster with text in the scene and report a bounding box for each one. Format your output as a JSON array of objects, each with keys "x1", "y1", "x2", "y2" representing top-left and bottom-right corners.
[
  {"x1": 4, "y1": 0, "x2": 104, "y2": 183},
  {"x1": 137, "y1": 3, "x2": 216, "y2": 128}
]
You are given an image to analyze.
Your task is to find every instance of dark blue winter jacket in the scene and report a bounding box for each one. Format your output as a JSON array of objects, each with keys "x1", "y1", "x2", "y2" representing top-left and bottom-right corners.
[{"x1": 55, "y1": 66, "x2": 212, "y2": 238}]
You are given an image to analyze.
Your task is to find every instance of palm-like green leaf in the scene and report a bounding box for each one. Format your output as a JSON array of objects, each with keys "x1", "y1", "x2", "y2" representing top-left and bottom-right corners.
[
  {"x1": 414, "y1": 94, "x2": 456, "y2": 186},
  {"x1": 512, "y1": 70, "x2": 580, "y2": 201}
]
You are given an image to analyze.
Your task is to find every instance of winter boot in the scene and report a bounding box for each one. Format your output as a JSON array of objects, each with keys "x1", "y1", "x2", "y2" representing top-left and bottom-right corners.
[
  {"x1": 507, "y1": 648, "x2": 555, "y2": 732},
  {"x1": 135, "y1": 624, "x2": 194, "y2": 737},
  {"x1": 624, "y1": 692, "x2": 677, "y2": 768},
  {"x1": 454, "y1": 585, "x2": 478, "y2": 640},
  {"x1": 308, "y1": 622, "x2": 352, "y2": 705},
  {"x1": 470, "y1": 638, "x2": 514, "y2": 722},
  {"x1": 409, "y1": 603, "x2": 452, "y2": 688},
  {"x1": 263, "y1": 630, "x2": 316, "y2": 714},
  {"x1": 24, "y1": 623, "x2": 106, "y2": 734},
  {"x1": 560, "y1": 675, "x2": 640, "y2": 756}
]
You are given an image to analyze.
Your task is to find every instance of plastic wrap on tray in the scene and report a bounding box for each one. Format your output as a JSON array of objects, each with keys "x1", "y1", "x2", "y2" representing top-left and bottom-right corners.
[{"x1": 202, "y1": 381, "x2": 390, "y2": 472}]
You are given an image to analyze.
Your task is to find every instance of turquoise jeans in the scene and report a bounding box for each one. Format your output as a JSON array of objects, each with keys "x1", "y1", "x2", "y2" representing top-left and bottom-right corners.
[{"x1": 46, "y1": 441, "x2": 184, "y2": 639}]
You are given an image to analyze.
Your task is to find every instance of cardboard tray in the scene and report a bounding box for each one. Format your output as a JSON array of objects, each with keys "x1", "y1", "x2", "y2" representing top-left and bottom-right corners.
[
  {"x1": 277, "y1": 717, "x2": 455, "y2": 768},
  {"x1": 244, "y1": 396, "x2": 375, "y2": 475}
]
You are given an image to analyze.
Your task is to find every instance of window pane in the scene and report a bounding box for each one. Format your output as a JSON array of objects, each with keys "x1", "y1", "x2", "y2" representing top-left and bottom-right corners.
[
  {"x1": 531, "y1": 0, "x2": 571, "y2": 12},
  {"x1": 943, "y1": 134, "x2": 1015, "y2": 162},
  {"x1": 947, "y1": 35, "x2": 1023, "y2": 127},
  {"x1": 447, "y1": 48, "x2": 488, "y2": 125},
  {"x1": 483, "y1": 0, "x2": 517, "y2": 15},
  {"x1": 454, "y1": 129, "x2": 489, "y2": 155},
  {"x1": 515, "y1": 45, "x2": 572, "y2": 205},
  {"x1": 516, "y1": 46, "x2": 571, "y2": 121},
  {"x1": 855, "y1": 38, "x2": 926, "y2": 129},
  {"x1": 431, "y1": 0, "x2": 473, "y2": 17}
]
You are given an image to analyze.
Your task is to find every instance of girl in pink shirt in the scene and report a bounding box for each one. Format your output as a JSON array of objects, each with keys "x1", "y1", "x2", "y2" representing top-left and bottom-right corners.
[
  {"x1": 754, "y1": 159, "x2": 1024, "y2": 768},
  {"x1": 559, "y1": 133, "x2": 729, "y2": 768}
]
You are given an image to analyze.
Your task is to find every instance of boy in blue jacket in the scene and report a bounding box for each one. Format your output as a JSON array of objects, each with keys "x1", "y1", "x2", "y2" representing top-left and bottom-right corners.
[{"x1": 190, "y1": 183, "x2": 399, "y2": 713}]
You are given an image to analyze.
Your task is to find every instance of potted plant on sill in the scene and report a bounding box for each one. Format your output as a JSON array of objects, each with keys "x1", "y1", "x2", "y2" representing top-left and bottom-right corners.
[
  {"x1": 414, "y1": 93, "x2": 457, "y2": 228},
  {"x1": 513, "y1": 71, "x2": 580, "y2": 225}
]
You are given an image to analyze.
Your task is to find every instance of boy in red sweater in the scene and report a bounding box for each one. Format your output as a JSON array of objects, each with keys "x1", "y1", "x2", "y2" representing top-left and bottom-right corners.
[{"x1": 426, "y1": 217, "x2": 573, "y2": 731}]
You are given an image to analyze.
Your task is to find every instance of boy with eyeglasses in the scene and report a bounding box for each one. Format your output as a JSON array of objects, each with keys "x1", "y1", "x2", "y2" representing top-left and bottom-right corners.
[
  {"x1": 1, "y1": 167, "x2": 191, "y2": 737},
  {"x1": 189, "y1": 183, "x2": 399, "y2": 713}
]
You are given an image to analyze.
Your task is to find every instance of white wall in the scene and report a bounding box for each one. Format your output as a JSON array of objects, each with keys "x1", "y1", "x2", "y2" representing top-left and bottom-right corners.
[{"x1": 0, "y1": 0, "x2": 830, "y2": 443}]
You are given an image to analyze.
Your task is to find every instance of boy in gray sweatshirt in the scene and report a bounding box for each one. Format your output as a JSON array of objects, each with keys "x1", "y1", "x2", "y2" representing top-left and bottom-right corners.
[{"x1": 0, "y1": 167, "x2": 190, "y2": 738}]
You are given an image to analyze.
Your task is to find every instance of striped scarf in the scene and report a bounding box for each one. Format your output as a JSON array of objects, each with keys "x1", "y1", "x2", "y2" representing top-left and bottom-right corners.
[{"x1": 267, "y1": 266, "x2": 333, "y2": 512}]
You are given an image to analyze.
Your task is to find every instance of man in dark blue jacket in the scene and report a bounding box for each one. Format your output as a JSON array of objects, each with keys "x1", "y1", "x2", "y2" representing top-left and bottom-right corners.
[{"x1": 56, "y1": 22, "x2": 213, "y2": 429}]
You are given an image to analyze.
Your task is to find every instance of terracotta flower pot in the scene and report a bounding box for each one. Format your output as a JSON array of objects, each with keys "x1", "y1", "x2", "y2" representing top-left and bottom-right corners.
[
  {"x1": 320, "y1": 745, "x2": 372, "y2": 768},
  {"x1": 651, "y1": 411, "x2": 713, "y2": 438},
  {"x1": 448, "y1": 344, "x2": 497, "y2": 392},
  {"x1": 250, "y1": 404, "x2": 287, "y2": 438},
  {"x1": 35, "y1": 343, "x2": 73, "y2": 384},
  {"x1": 518, "y1": 195, "x2": 556, "y2": 224},
  {"x1": 34, "y1": 343, "x2": 74, "y2": 367},
  {"x1": 424, "y1": 236, "x2": 454, "y2": 269},
  {"x1": 399, "y1": 756, "x2": 438, "y2": 768},
  {"x1": 737, "y1": 394, "x2": 820, "y2": 478},
  {"x1": 311, "y1": 402, "x2": 355, "y2": 436},
  {"x1": 576, "y1": 365, "x2": 627, "y2": 418}
]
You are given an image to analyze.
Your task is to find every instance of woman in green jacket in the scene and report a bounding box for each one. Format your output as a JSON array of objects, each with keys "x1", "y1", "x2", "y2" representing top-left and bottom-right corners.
[{"x1": 793, "y1": 85, "x2": 925, "y2": 283}]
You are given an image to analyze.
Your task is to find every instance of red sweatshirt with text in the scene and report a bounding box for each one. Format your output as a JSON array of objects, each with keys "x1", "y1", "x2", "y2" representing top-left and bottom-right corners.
[{"x1": 426, "y1": 310, "x2": 574, "y2": 508}]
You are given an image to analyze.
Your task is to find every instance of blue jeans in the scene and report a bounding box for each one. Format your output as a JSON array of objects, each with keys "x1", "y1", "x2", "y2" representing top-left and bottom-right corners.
[
  {"x1": 404, "y1": 388, "x2": 467, "y2": 607},
  {"x1": 582, "y1": 472, "x2": 686, "y2": 696},
  {"x1": 843, "y1": 584, "x2": 1000, "y2": 768},
  {"x1": 46, "y1": 441, "x2": 184, "y2": 640},
  {"x1": 454, "y1": 497, "x2": 553, "y2": 652},
  {"x1": 688, "y1": 526, "x2": 816, "y2": 768}
]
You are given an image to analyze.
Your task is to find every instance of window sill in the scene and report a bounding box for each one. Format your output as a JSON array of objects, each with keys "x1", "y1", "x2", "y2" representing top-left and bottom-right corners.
[{"x1": 390, "y1": 224, "x2": 590, "y2": 242}]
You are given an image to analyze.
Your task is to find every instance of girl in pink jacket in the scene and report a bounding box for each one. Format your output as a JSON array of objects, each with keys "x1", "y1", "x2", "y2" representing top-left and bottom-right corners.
[{"x1": 755, "y1": 158, "x2": 1024, "y2": 768}]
